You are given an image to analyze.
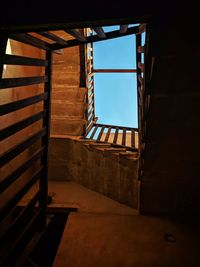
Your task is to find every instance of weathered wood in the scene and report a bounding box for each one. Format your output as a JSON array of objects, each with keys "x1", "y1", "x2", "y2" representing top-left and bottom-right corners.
[
  {"x1": 64, "y1": 29, "x2": 86, "y2": 42},
  {"x1": 120, "y1": 24, "x2": 128, "y2": 34},
  {"x1": 0, "y1": 128, "x2": 46, "y2": 168},
  {"x1": 105, "y1": 127, "x2": 111, "y2": 142},
  {"x1": 97, "y1": 126, "x2": 105, "y2": 141},
  {"x1": 0, "y1": 93, "x2": 48, "y2": 116},
  {"x1": 37, "y1": 31, "x2": 69, "y2": 45},
  {"x1": 51, "y1": 26, "x2": 139, "y2": 50},
  {"x1": 94, "y1": 69, "x2": 137, "y2": 73},
  {"x1": 2, "y1": 54, "x2": 48, "y2": 66},
  {"x1": 0, "y1": 76, "x2": 48, "y2": 89},
  {"x1": 0, "y1": 147, "x2": 44, "y2": 194},
  {"x1": 92, "y1": 27, "x2": 106, "y2": 38},
  {"x1": 113, "y1": 128, "x2": 119, "y2": 144},
  {"x1": 9, "y1": 33, "x2": 51, "y2": 50},
  {"x1": 0, "y1": 110, "x2": 46, "y2": 141},
  {"x1": 122, "y1": 128, "x2": 126, "y2": 146}
]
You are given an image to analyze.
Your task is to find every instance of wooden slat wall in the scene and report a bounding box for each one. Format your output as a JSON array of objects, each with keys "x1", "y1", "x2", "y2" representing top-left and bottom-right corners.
[{"x1": 0, "y1": 36, "x2": 51, "y2": 266}]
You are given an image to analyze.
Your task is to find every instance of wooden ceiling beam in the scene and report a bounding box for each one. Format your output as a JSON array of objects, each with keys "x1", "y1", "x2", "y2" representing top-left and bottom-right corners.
[{"x1": 92, "y1": 27, "x2": 106, "y2": 38}]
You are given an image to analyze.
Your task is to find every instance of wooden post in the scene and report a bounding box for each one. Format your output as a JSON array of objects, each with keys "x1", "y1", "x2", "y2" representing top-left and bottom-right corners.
[{"x1": 39, "y1": 50, "x2": 52, "y2": 229}]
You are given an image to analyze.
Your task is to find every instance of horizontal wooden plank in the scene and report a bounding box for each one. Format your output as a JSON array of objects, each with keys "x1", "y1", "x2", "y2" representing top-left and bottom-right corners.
[
  {"x1": 0, "y1": 191, "x2": 40, "y2": 245},
  {"x1": 37, "y1": 31, "x2": 69, "y2": 45},
  {"x1": 0, "y1": 76, "x2": 48, "y2": 89},
  {"x1": 95, "y1": 123, "x2": 138, "y2": 131},
  {"x1": 0, "y1": 93, "x2": 48, "y2": 116},
  {"x1": 0, "y1": 147, "x2": 44, "y2": 194},
  {"x1": 120, "y1": 24, "x2": 128, "y2": 34},
  {"x1": 0, "y1": 110, "x2": 46, "y2": 141},
  {"x1": 9, "y1": 33, "x2": 51, "y2": 50},
  {"x1": 92, "y1": 27, "x2": 106, "y2": 38},
  {"x1": 2, "y1": 54, "x2": 48, "y2": 66},
  {"x1": 51, "y1": 26, "x2": 139, "y2": 50},
  {"x1": 0, "y1": 166, "x2": 43, "y2": 224},
  {"x1": 94, "y1": 69, "x2": 137, "y2": 73},
  {"x1": 0, "y1": 128, "x2": 46, "y2": 168},
  {"x1": 64, "y1": 29, "x2": 86, "y2": 42}
]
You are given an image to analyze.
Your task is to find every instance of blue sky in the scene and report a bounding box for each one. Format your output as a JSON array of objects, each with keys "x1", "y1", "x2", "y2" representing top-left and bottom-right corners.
[{"x1": 93, "y1": 25, "x2": 140, "y2": 128}]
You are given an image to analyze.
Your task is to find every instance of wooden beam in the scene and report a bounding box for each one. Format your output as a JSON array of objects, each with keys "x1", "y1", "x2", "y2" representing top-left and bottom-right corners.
[
  {"x1": 94, "y1": 69, "x2": 137, "y2": 73},
  {"x1": 92, "y1": 27, "x2": 106, "y2": 38},
  {"x1": 0, "y1": 147, "x2": 44, "y2": 194},
  {"x1": 122, "y1": 128, "x2": 126, "y2": 146},
  {"x1": 51, "y1": 26, "x2": 139, "y2": 50},
  {"x1": 120, "y1": 24, "x2": 128, "y2": 34},
  {"x1": 113, "y1": 128, "x2": 119, "y2": 144},
  {"x1": 97, "y1": 126, "x2": 105, "y2": 141},
  {"x1": 9, "y1": 33, "x2": 51, "y2": 50},
  {"x1": 0, "y1": 76, "x2": 48, "y2": 89},
  {"x1": 37, "y1": 31, "x2": 69, "y2": 45},
  {"x1": 2, "y1": 54, "x2": 48, "y2": 66},
  {"x1": 0, "y1": 93, "x2": 48, "y2": 116},
  {"x1": 105, "y1": 127, "x2": 111, "y2": 142},
  {"x1": 64, "y1": 29, "x2": 86, "y2": 42},
  {"x1": 90, "y1": 125, "x2": 98, "y2": 139},
  {"x1": 0, "y1": 128, "x2": 46, "y2": 168},
  {"x1": 0, "y1": 110, "x2": 46, "y2": 141}
]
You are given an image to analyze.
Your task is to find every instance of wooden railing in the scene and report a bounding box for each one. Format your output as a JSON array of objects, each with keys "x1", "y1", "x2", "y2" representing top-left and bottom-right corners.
[
  {"x1": 85, "y1": 28, "x2": 96, "y2": 135},
  {"x1": 87, "y1": 123, "x2": 138, "y2": 151},
  {"x1": 0, "y1": 36, "x2": 51, "y2": 266}
]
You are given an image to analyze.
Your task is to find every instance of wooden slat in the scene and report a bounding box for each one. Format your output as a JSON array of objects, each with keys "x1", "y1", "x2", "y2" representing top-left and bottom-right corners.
[
  {"x1": 51, "y1": 26, "x2": 139, "y2": 50},
  {"x1": 64, "y1": 29, "x2": 86, "y2": 42},
  {"x1": 0, "y1": 147, "x2": 44, "y2": 194},
  {"x1": 0, "y1": 76, "x2": 48, "y2": 89},
  {"x1": 0, "y1": 128, "x2": 46, "y2": 168},
  {"x1": 0, "y1": 93, "x2": 48, "y2": 116},
  {"x1": 0, "y1": 110, "x2": 46, "y2": 141},
  {"x1": 113, "y1": 128, "x2": 119, "y2": 144},
  {"x1": 88, "y1": 99, "x2": 94, "y2": 109},
  {"x1": 0, "y1": 167, "x2": 43, "y2": 224},
  {"x1": 120, "y1": 24, "x2": 129, "y2": 34},
  {"x1": 95, "y1": 123, "x2": 138, "y2": 131},
  {"x1": 9, "y1": 33, "x2": 51, "y2": 50},
  {"x1": 88, "y1": 114, "x2": 94, "y2": 126},
  {"x1": 122, "y1": 128, "x2": 126, "y2": 146},
  {"x1": 86, "y1": 117, "x2": 98, "y2": 136},
  {"x1": 90, "y1": 125, "x2": 98, "y2": 139},
  {"x1": 92, "y1": 27, "x2": 106, "y2": 38},
  {"x1": 97, "y1": 126, "x2": 105, "y2": 141},
  {"x1": 88, "y1": 107, "x2": 94, "y2": 118},
  {"x1": 105, "y1": 127, "x2": 111, "y2": 142},
  {"x1": 37, "y1": 31, "x2": 69, "y2": 45},
  {"x1": 2, "y1": 54, "x2": 48, "y2": 66},
  {"x1": 94, "y1": 69, "x2": 137, "y2": 73},
  {"x1": 0, "y1": 191, "x2": 40, "y2": 245}
]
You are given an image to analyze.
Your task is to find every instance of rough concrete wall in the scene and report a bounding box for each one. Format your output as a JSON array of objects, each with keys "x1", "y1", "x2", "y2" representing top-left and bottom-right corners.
[
  {"x1": 0, "y1": 39, "x2": 44, "y2": 209},
  {"x1": 51, "y1": 32, "x2": 86, "y2": 136},
  {"x1": 140, "y1": 21, "x2": 200, "y2": 215},
  {"x1": 48, "y1": 137, "x2": 140, "y2": 208}
]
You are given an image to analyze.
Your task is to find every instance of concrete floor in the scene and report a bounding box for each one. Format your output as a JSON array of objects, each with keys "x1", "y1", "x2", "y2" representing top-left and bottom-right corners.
[{"x1": 48, "y1": 181, "x2": 200, "y2": 267}]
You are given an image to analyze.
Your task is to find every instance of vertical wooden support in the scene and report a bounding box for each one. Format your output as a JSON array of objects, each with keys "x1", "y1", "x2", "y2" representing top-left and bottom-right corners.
[
  {"x1": 113, "y1": 128, "x2": 119, "y2": 144},
  {"x1": 131, "y1": 129, "x2": 135, "y2": 148},
  {"x1": 122, "y1": 128, "x2": 126, "y2": 146},
  {"x1": 136, "y1": 33, "x2": 142, "y2": 151},
  {"x1": 105, "y1": 127, "x2": 111, "y2": 142},
  {"x1": 39, "y1": 50, "x2": 52, "y2": 229}
]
